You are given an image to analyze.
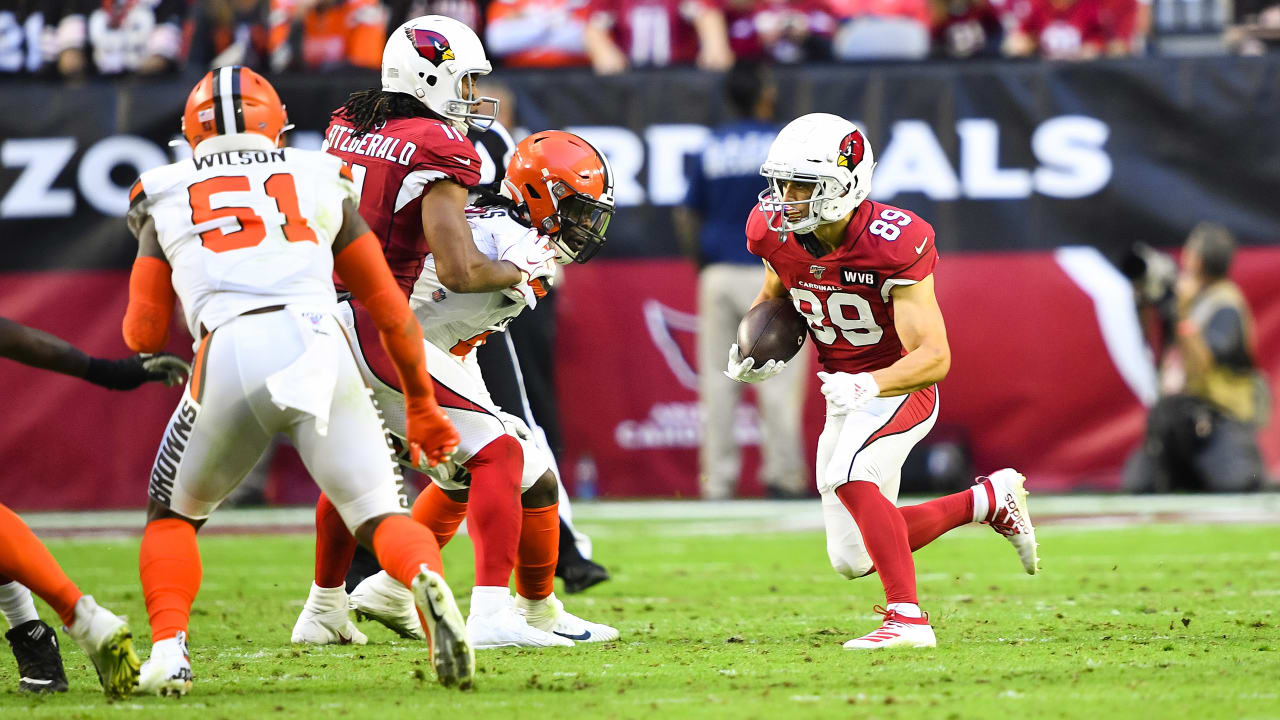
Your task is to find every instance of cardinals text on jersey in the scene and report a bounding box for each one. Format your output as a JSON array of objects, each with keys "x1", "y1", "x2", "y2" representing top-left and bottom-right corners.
[{"x1": 746, "y1": 198, "x2": 939, "y2": 374}]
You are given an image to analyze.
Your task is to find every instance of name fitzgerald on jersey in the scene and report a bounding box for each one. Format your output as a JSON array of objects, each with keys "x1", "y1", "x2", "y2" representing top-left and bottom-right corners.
[{"x1": 324, "y1": 125, "x2": 419, "y2": 166}]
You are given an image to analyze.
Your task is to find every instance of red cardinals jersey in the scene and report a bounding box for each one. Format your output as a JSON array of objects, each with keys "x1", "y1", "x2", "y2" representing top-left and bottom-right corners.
[
  {"x1": 324, "y1": 114, "x2": 482, "y2": 297},
  {"x1": 746, "y1": 200, "x2": 939, "y2": 375},
  {"x1": 1019, "y1": 0, "x2": 1106, "y2": 58},
  {"x1": 587, "y1": 0, "x2": 718, "y2": 66}
]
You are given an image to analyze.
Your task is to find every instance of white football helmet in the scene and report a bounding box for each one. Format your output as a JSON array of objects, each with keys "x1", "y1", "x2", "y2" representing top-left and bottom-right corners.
[
  {"x1": 758, "y1": 113, "x2": 876, "y2": 237},
  {"x1": 381, "y1": 15, "x2": 498, "y2": 131}
]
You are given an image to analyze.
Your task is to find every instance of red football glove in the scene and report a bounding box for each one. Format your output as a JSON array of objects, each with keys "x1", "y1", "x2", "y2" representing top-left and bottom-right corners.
[{"x1": 405, "y1": 395, "x2": 460, "y2": 468}]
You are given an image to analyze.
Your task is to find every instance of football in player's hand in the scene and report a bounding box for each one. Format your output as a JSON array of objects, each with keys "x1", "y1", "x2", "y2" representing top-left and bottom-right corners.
[{"x1": 737, "y1": 297, "x2": 807, "y2": 365}]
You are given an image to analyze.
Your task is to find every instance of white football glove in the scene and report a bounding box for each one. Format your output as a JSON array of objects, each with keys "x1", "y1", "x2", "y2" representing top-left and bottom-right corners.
[
  {"x1": 499, "y1": 228, "x2": 557, "y2": 310},
  {"x1": 499, "y1": 228, "x2": 558, "y2": 278},
  {"x1": 818, "y1": 371, "x2": 879, "y2": 415},
  {"x1": 141, "y1": 354, "x2": 192, "y2": 387},
  {"x1": 724, "y1": 343, "x2": 786, "y2": 384},
  {"x1": 497, "y1": 410, "x2": 534, "y2": 441}
]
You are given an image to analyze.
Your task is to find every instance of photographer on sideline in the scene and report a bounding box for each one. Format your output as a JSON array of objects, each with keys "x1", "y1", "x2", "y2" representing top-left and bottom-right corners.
[{"x1": 1124, "y1": 223, "x2": 1270, "y2": 493}]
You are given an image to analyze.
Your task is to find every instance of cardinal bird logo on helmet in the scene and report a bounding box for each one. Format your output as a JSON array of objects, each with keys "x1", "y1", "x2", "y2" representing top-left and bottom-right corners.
[
  {"x1": 836, "y1": 130, "x2": 865, "y2": 169},
  {"x1": 408, "y1": 28, "x2": 455, "y2": 65}
]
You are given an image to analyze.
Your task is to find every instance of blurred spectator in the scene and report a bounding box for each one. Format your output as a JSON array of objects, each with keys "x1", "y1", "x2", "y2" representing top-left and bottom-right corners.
[
  {"x1": 1124, "y1": 224, "x2": 1270, "y2": 493},
  {"x1": 724, "y1": 0, "x2": 835, "y2": 63},
  {"x1": 1225, "y1": 0, "x2": 1280, "y2": 54},
  {"x1": 829, "y1": 0, "x2": 932, "y2": 59},
  {"x1": 930, "y1": 0, "x2": 1004, "y2": 57},
  {"x1": 1098, "y1": 0, "x2": 1148, "y2": 55},
  {"x1": 53, "y1": 0, "x2": 185, "y2": 78},
  {"x1": 269, "y1": 0, "x2": 384, "y2": 73},
  {"x1": 384, "y1": 0, "x2": 482, "y2": 33},
  {"x1": 486, "y1": 0, "x2": 591, "y2": 67},
  {"x1": 673, "y1": 62, "x2": 808, "y2": 501},
  {"x1": 188, "y1": 0, "x2": 272, "y2": 70},
  {"x1": 0, "y1": 1, "x2": 56, "y2": 74},
  {"x1": 584, "y1": 0, "x2": 734, "y2": 75},
  {"x1": 1004, "y1": 0, "x2": 1105, "y2": 59}
]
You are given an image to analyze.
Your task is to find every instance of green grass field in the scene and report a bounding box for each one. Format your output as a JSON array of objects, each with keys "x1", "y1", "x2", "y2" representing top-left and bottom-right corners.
[{"x1": 2, "y1": 515, "x2": 1278, "y2": 719}]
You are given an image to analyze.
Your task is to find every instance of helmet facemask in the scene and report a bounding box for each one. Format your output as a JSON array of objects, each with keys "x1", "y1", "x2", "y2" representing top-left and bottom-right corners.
[
  {"x1": 444, "y1": 71, "x2": 499, "y2": 131},
  {"x1": 531, "y1": 178, "x2": 611, "y2": 264},
  {"x1": 758, "y1": 166, "x2": 847, "y2": 238}
]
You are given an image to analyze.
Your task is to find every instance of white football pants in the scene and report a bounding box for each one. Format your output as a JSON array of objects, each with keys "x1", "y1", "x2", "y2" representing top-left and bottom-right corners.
[
  {"x1": 817, "y1": 386, "x2": 939, "y2": 579},
  {"x1": 147, "y1": 307, "x2": 405, "y2": 530}
]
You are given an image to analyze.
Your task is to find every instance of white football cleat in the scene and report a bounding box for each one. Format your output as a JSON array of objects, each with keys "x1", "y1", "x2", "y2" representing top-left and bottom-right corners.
[
  {"x1": 137, "y1": 632, "x2": 193, "y2": 697},
  {"x1": 410, "y1": 566, "x2": 474, "y2": 689},
  {"x1": 291, "y1": 583, "x2": 367, "y2": 645},
  {"x1": 843, "y1": 607, "x2": 937, "y2": 650},
  {"x1": 979, "y1": 468, "x2": 1040, "y2": 574},
  {"x1": 351, "y1": 571, "x2": 425, "y2": 640},
  {"x1": 468, "y1": 594, "x2": 574, "y2": 650},
  {"x1": 63, "y1": 595, "x2": 140, "y2": 699},
  {"x1": 517, "y1": 593, "x2": 619, "y2": 643}
]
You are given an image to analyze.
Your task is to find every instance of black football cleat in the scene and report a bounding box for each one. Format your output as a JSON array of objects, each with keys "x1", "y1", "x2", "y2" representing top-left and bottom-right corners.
[
  {"x1": 6, "y1": 620, "x2": 69, "y2": 693},
  {"x1": 557, "y1": 558, "x2": 611, "y2": 595}
]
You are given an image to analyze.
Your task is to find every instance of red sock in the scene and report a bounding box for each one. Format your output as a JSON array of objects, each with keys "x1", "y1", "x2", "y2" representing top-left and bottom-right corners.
[
  {"x1": 515, "y1": 504, "x2": 559, "y2": 601},
  {"x1": 0, "y1": 503, "x2": 82, "y2": 626},
  {"x1": 463, "y1": 435, "x2": 523, "y2": 587},
  {"x1": 371, "y1": 514, "x2": 444, "y2": 587},
  {"x1": 139, "y1": 518, "x2": 202, "y2": 642},
  {"x1": 899, "y1": 489, "x2": 974, "y2": 551},
  {"x1": 835, "y1": 482, "x2": 917, "y2": 605},
  {"x1": 314, "y1": 494, "x2": 358, "y2": 589},
  {"x1": 411, "y1": 484, "x2": 469, "y2": 548}
]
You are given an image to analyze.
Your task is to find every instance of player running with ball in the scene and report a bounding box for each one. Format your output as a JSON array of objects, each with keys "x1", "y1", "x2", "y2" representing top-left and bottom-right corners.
[{"x1": 727, "y1": 113, "x2": 1040, "y2": 649}]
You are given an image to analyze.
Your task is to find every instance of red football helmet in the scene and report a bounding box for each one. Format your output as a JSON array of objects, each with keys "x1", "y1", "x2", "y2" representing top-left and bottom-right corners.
[
  {"x1": 502, "y1": 131, "x2": 615, "y2": 264},
  {"x1": 182, "y1": 66, "x2": 291, "y2": 150}
]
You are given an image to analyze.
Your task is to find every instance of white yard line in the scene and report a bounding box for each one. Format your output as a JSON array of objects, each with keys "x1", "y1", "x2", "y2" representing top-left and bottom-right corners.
[{"x1": 18, "y1": 494, "x2": 1280, "y2": 538}]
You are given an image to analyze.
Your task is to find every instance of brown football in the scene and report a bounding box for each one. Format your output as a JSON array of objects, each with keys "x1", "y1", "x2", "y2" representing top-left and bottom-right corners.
[{"x1": 737, "y1": 297, "x2": 808, "y2": 365}]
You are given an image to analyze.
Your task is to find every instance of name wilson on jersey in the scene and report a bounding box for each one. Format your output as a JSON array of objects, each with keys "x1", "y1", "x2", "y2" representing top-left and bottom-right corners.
[
  {"x1": 323, "y1": 125, "x2": 420, "y2": 166},
  {"x1": 193, "y1": 149, "x2": 288, "y2": 170}
]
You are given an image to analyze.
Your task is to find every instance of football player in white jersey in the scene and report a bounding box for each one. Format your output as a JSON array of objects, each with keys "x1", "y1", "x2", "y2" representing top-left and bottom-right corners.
[
  {"x1": 123, "y1": 66, "x2": 472, "y2": 694},
  {"x1": 295, "y1": 130, "x2": 619, "y2": 649}
]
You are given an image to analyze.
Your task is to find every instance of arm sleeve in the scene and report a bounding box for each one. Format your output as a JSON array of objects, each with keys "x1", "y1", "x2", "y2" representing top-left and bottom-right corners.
[
  {"x1": 1203, "y1": 306, "x2": 1250, "y2": 369},
  {"x1": 333, "y1": 231, "x2": 434, "y2": 398},
  {"x1": 122, "y1": 257, "x2": 176, "y2": 353}
]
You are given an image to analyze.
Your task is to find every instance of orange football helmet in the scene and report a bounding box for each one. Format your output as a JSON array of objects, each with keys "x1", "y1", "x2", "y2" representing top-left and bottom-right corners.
[
  {"x1": 502, "y1": 131, "x2": 615, "y2": 264},
  {"x1": 182, "y1": 66, "x2": 291, "y2": 150}
]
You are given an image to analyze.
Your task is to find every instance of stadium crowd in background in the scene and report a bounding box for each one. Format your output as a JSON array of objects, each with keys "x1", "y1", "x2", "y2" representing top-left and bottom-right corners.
[{"x1": 6, "y1": 0, "x2": 1275, "y2": 78}]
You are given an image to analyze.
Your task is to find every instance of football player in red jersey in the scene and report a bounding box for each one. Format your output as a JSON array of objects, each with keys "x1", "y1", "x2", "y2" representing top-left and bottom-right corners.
[
  {"x1": 311, "y1": 15, "x2": 560, "y2": 646},
  {"x1": 728, "y1": 113, "x2": 1041, "y2": 649}
]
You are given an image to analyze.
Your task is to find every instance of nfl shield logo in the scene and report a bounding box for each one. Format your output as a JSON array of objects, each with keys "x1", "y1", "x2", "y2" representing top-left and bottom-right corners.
[
  {"x1": 809, "y1": 265, "x2": 826, "y2": 279},
  {"x1": 431, "y1": 288, "x2": 447, "y2": 303}
]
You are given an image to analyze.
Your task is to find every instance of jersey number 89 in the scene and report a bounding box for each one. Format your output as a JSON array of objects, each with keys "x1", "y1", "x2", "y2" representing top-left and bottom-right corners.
[{"x1": 790, "y1": 289, "x2": 883, "y2": 347}]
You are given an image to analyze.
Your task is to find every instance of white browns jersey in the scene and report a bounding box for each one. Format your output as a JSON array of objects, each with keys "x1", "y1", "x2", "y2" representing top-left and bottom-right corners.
[
  {"x1": 127, "y1": 146, "x2": 357, "y2": 340},
  {"x1": 409, "y1": 205, "x2": 534, "y2": 356}
]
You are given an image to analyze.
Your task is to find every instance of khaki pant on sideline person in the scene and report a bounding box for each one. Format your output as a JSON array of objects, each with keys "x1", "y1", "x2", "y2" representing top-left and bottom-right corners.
[{"x1": 697, "y1": 262, "x2": 809, "y2": 499}]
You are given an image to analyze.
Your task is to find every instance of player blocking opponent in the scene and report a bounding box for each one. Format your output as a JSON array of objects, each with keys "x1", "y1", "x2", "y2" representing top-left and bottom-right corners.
[
  {"x1": 728, "y1": 113, "x2": 1039, "y2": 649},
  {"x1": 298, "y1": 16, "x2": 567, "y2": 647},
  {"x1": 295, "y1": 131, "x2": 618, "y2": 648},
  {"x1": 124, "y1": 65, "x2": 471, "y2": 694}
]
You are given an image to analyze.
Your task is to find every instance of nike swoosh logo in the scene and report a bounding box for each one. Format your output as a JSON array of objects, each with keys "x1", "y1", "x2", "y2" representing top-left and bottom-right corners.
[
  {"x1": 915, "y1": 238, "x2": 928, "y2": 254},
  {"x1": 452, "y1": 156, "x2": 472, "y2": 165},
  {"x1": 554, "y1": 630, "x2": 593, "y2": 641},
  {"x1": 21, "y1": 677, "x2": 54, "y2": 685}
]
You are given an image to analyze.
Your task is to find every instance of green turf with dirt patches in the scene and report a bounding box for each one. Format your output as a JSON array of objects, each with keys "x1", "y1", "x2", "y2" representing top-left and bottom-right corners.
[{"x1": 2, "y1": 520, "x2": 1277, "y2": 719}]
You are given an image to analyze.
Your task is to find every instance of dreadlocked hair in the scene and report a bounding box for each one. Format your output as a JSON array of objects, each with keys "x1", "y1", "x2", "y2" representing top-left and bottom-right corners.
[{"x1": 334, "y1": 89, "x2": 442, "y2": 138}]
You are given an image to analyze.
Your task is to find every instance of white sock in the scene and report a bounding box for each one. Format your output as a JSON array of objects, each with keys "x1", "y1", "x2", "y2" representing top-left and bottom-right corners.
[
  {"x1": 516, "y1": 594, "x2": 551, "y2": 616},
  {"x1": 970, "y1": 482, "x2": 990, "y2": 524},
  {"x1": 303, "y1": 582, "x2": 347, "y2": 614},
  {"x1": 0, "y1": 581, "x2": 40, "y2": 628},
  {"x1": 887, "y1": 602, "x2": 923, "y2": 619},
  {"x1": 470, "y1": 586, "x2": 510, "y2": 617}
]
